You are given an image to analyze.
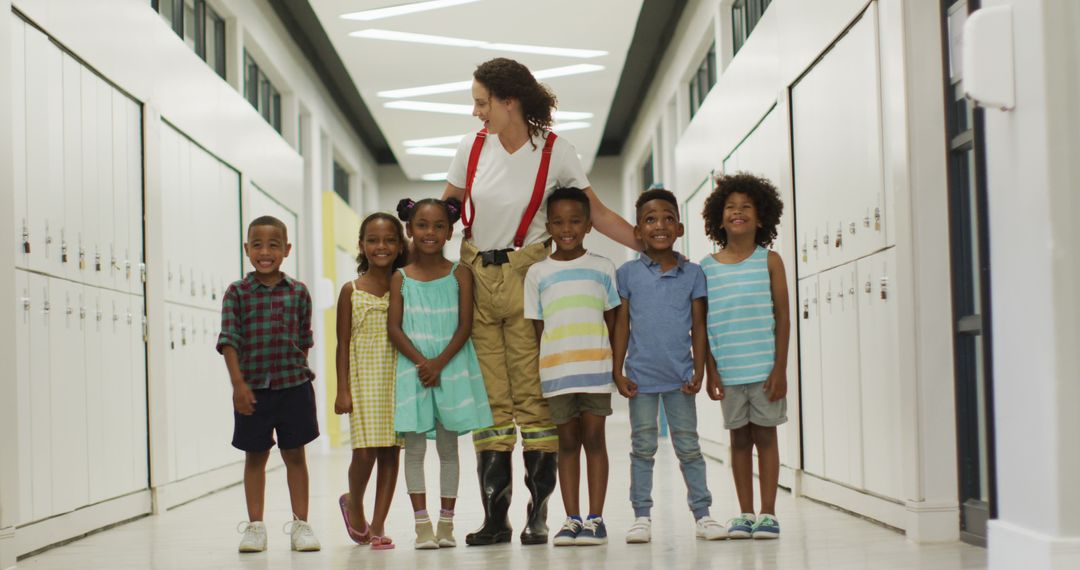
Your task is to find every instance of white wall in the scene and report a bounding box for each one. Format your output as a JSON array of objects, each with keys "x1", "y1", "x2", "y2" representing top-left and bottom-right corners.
[{"x1": 621, "y1": 0, "x2": 959, "y2": 541}]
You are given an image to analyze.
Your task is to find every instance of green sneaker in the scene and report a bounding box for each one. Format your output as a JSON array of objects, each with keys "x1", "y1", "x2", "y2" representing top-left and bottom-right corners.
[{"x1": 751, "y1": 514, "x2": 779, "y2": 539}]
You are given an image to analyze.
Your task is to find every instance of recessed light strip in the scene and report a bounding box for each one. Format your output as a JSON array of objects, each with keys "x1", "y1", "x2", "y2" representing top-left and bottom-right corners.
[
  {"x1": 349, "y1": 29, "x2": 607, "y2": 59},
  {"x1": 378, "y1": 64, "x2": 605, "y2": 99},
  {"x1": 421, "y1": 172, "x2": 449, "y2": 181},
  {"x1": 385, "y1": 100, "x2": 594, "y2": 121},
  {"x1": 406, "y1": 147, "x2": 459, "y2": 157},
  {"x1": 340, "y1": 0, "x2": 481, "y2": 22}
]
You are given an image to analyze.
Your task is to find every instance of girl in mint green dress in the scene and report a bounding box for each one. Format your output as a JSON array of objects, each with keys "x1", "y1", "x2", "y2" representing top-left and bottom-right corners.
[{"x1": 389, "y1": 197, "x2": 492, "y2": 549}]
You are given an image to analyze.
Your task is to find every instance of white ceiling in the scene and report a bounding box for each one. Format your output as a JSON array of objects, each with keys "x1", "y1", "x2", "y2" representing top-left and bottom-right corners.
[{"x1": 309, "y1": 0, "x2": 644, "y2": 181}]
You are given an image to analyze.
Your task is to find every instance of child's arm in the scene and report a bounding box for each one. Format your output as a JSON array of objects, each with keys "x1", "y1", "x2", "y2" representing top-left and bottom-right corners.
[
  {"x1": 388, "y1": 270, "x2": 434, "y2": 385},
  {"x1": 604, "y1": 308, "x2": 616, "y2": 348},
  {"x1": 684, "y1": 297, "x2": 707, "y2": 395},
  {"x1": 299, "y1": 286, "x2": 315, "y2": 359},
  {"x1": 222, "y1": 346, "x2": 255, "y2": 415},
  {"x1": 334, "y1": 283, "x2": 354, "y2": 415},
  {"x1": 531, "y1": 320, "x2": 544, "y2": 348},
  {"x1": 705, "y1": 350, "x2": 725, "y2": 401},
  {"x1": 424, "y1": 264, "x2": 477, "y2": 385},
  {"x1": 764, "y1": 251, "x2": 791, "y2": 401},
  {"x1": 217, "y1": 285, "x2": 255, "y2": 415},
  {"x1": 612, "y1": 299, "x2": 637, "y2": 398}
]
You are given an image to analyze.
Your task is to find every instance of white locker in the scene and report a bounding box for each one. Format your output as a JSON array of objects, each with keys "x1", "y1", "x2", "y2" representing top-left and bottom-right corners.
[
  {"x1": 160, "y1": 126, "x2": 177, "y2": 301},
  {"x1": 84, "y1": 286, "x2": 106, "y2": 502},
  {"x1": 164, "y1": 307, "x2": 179, "y2": 482},
  {"x1": 80, "y1": 67, "x2": 100, "y2": 281},
  {"x1": 61, "y1": 54, "x2": 83, "y2": 282},
  {"x1": 13, "y1": 19, "x2": 29, "y2": 269},
  {"x1": 819, "y1": 263, "x2": 863, "y2": 488},
  {"x1": 191, "y1": 151, "x2": 210, "y2": 306},
  {"x1": 100, "y1": 289, "x2": 133, "y2": 498},
  {"x1": 857, "y1": 249, "x2": 903, "y2": 499},
  {"x1": 172, "y1": 308, "x2": 199, "y2": 479},
  {"x1": 128, "y1": 101, "x2": 144, "y2": 295},
  {"x1": 220, "y1": 163, "x2": 242, "y2": 294},
  {"x1": 95, "y1": 76, "x2": 114, "y2": 287},
  {"x1": 24, "y1": 27, "x2": 65, "y2": 276},
  {"x1": 111, "y1": 89, "x2": 130, "y2": 292},
  {"x1": 15, "y1": 271, "x2": 33, "y2": 524},
  {"x1": 129, "y1": 294, "x2": 149, "y2": 487},
  {"x1": 176, "y1": 137, "x2": 191, "y2": 304},
  {"x1": 27, "y1": 273, "x2": 53, "y2": 520},
  {"x1": 798, "y1": 276, "x2": 826, "y2": 477},
  {"x1": 50, "y1": 278, "x2": 89, "y2": 514}
]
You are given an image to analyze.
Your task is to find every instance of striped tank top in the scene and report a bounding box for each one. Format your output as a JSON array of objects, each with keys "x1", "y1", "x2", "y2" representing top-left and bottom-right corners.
[{"x1": 701, "y1": 246, "x2": 775, "y2": 386}]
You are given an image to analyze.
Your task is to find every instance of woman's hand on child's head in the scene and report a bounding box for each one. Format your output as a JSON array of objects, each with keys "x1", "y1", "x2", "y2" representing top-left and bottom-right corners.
[
  {"x1": 614, "y1": 373, "x2": 638, "y2": 399},
  {"x1": 233, "y1": 383, "x2": 257, "y2": 415},
  {"x1": 334, "y1": 390, "x2": 353, "y2": 415},
  {"x1": 706, "y1": 373, "x2": 725, "y2": 401},
  {"x1": 763, "y1": 370, "x2": 787, "y2": 402}
]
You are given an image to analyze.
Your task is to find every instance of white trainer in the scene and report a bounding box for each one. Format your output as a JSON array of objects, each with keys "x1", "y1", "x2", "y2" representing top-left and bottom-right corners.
[
  {"x1": 625, "y1": 516, "x2": 652, "y2": 544},
  {"x1": 284, "y1": 518, "x2": 322, "y2": 552},
  {"x1": 237, "y1": 521, "x2": 267, "y2": 553},
  {"x1": 695, "y1": 515, "x2": 729, "y2": 540}
]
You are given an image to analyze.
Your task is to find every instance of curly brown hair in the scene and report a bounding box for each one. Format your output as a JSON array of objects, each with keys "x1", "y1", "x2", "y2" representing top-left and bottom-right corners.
[
  {"x1": 702, "y1": 172, "x2": 783, "y2": 248},
  {"x1": 474, "y1": 58, "x2": 556, "y2": 146}
]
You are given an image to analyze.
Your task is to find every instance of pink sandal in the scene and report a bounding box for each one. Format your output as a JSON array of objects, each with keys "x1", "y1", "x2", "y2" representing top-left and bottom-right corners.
[
  {"x1": 338, "y1": 494, "x2": 371, "y2": 544},
  {"x1": 370, "y1": 535, "x2": 395, "y2": 550}
]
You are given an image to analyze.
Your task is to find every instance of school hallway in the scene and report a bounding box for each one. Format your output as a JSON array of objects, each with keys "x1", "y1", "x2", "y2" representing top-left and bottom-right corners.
[{"x1": 15, "y1": 408, "x2": 986, "y2": 570}]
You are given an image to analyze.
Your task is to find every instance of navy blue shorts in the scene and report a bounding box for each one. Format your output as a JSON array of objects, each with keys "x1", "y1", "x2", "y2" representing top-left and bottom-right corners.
[{"x1": 232, "y1": 382, "x2": 319, "y2": 452}]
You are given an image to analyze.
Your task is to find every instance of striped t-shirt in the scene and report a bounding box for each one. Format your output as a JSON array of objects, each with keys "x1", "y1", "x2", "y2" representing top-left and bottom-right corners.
[
  {"x1": 523, "y1": 252, "x2": 620, "y2": 397},
  {"x1": 701, "y1": 247, "x2": 776, "y2": 386}
]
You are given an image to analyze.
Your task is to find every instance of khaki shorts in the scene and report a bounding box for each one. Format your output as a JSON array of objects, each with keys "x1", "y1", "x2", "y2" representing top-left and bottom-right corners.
[
  {"x1": 720, "y1": 381, "x2": 787, "y2": 430},
  {"x1": 547, "y1": 393, "x2": 613, "y2": 425}
]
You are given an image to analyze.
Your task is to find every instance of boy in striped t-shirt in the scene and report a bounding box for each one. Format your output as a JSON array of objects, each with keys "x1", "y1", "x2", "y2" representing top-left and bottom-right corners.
[
  {"x1": 701, "y1": 173, "x2": 790, "y2": 540},
  {"x1": 524, "y1": 187, "x2": 620, "y2": 546}
]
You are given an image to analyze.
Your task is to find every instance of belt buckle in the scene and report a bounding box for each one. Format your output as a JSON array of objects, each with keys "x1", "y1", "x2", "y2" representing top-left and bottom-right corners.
[{"x1": 481, "y1": 249, "x2": 511, "y2": 267}]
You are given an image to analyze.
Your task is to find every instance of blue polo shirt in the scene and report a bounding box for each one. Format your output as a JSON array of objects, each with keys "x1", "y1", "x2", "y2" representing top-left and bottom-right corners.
[{"x1": 616, "y1": 253, "x2": 708, "y2": 393}]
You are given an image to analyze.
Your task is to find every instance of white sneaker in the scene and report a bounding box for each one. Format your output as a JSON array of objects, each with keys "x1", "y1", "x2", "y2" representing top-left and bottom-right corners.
[
  {"x1": 237, "y1": 521, "x2": 267, "y2": 552},
  {"x1": 284, "y1": 518, "x2": 321, "y2": 552},
  {"x1": 695, "y1": 515, "x2": 729, "y2": 540},
  {"x1": 625, "y1": 516, "x2": 652, "y2": 544}
]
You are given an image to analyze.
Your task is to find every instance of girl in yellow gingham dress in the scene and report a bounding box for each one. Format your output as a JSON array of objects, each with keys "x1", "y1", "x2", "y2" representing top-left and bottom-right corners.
[{"x1": 334, "y1": 213, "x2": 408, "y2": 550}]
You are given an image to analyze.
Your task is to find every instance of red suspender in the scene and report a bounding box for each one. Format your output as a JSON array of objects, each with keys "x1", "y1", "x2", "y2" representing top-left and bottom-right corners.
[
  {"x1": 515, "y1": 132, "x2": 557, "y2": 248},
  {"x1": 461, "y1": 129, "x2": 559, "y2": 248},
  {"x1": 461, "y1": 128, "x2": 487, "y2": 240}
]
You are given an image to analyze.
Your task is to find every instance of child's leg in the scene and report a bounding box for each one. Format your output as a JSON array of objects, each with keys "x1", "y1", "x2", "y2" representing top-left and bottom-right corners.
[
  {"x1": 403, "y1": 432, "x2": 428, "y2": 512},
  {"x1": 370, "y1": 446, "x2": 400, "y2": 536},
  {"x1": 347, "y1": 448, "x2": 378, "y2": 529},
  {"x1": 280, "y1": 446, "x2": 310, "y2": 520},
  {"x1": 243, "y1": 450, "x2": 271, "y2": 521},
  {"x1": 730, "y1": 426, "x2": 755, "y2": 514},
  {"x1": 434, "y1": 422, "x2": 459, "y2": 505},
  {"x1": 751, "y1": 424, "x2": 780, "y2": 515},
  {"x1": 556, "y1": 418, "x2": 583, "y2": 517},
  {"x1": 660, "y1": 391, "x2": 711, "y2": 520},
  {"x1": 580, "y1": 413, "x2": 608, "y2": 517},
  {"x1": 627, "y1": 393, "x2": 660, "y2": 518}
]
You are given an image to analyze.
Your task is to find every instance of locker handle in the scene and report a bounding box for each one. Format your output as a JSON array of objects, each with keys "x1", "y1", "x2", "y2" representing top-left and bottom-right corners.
[
  {"x1": 140, "y1": 263, "x2": 147, "y2": 283},
  {"x1": 865, "y1": 280, "x2": 872, "y2": 294},
  {"x1": 812, "y1": 238, "x2": 819, "y2": 250},
  {"x1": 864, "y1": 213, "x2": 871, "y2": 228},
  {"x1": 80, "y1": 307, "x2": 86, "y2": 320},
  {"x1": 21, "y1": 221, "x2": 30, "y2": 254},
  {"x1": 95, "y1": 252, "x2": 102, "y2": 272},
  {"x1": 825, "y1": 291, "x2": 832, "y2": 303},
  {"x1": 79, "y1": 248, "x2": 86, "y2": 270},
  {"x1": 22, "y1": 297, "x2": 30, "y2": 311},
  {"x1": 849, "y1": 287, "x2": 855, "y2": 296},
  {"x1": 875, "y1": 207, "x2": 882, "y2": 231},
  {"x1": 849, "y1": 222, "x2": 856, "y2": 235},
  {"x1": 834, "y1": 228, "x2": 842, "y2": 248},
  {"x1": 43, "y1": 300, "x2": 51, "y2": 314},
  {"x1": 66, "y1": 306, "x2": 73, "y2": 316},
  {"x1": 880, "y1": 276, "x2": 889, "y2": 300}
]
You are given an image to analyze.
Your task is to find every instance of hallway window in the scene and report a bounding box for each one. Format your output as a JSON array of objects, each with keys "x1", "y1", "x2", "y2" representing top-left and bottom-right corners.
[
  {"x1": 732, "y1": 0, "x2": 772, "y2": 55},
  {"x1": 333, "y1": 161, "x2": 350, "y2": 205},
  {"x1": 245, "y1": 51, "x2": 283, "y2": 134},
  {"x1": 688, "y1": 42, "x2": 716, "y2": 118},
  {"x1": 153, "y1": 0, "x2": 227, "y2": 79}
]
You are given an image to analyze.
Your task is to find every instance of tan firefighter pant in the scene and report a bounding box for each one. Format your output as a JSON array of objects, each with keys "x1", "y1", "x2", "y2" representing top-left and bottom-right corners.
[{"x1": 461, "y1": 239, "x2": 559, "y2": 453}]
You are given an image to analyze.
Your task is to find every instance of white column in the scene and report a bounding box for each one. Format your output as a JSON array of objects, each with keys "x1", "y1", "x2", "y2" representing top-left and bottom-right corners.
[
  {"x1": 0, "y1": 1, "x2": 19, "y2": 568},
  {"x1": 982, "y1": 0, "x2": 1080, "y2": 567}
]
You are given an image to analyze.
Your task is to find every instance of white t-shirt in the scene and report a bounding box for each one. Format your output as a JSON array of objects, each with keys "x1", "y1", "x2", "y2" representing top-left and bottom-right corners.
[{"x1": 447, "y1": 131, "x2": 590, "y2": 251}]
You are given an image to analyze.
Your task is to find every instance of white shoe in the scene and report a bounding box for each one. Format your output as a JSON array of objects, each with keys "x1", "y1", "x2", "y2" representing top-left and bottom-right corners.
[
  {"x1": 284, "y1": 518, "x2": 321, "y2": 552},
  {"x1": 237, "y1": 521, "x2": 267, "y2": 552},
  {"x1": 695, "y1": 515, "x2": 729, "y2": 540},
  {"x1": 625, "y1": 516, "x2": 652, "y2": 544}
]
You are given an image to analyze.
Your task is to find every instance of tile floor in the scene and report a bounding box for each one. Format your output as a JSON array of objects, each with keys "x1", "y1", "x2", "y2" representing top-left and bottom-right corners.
[{"x1": 16, "y1": 411, "x2": 987, "y2": 569}]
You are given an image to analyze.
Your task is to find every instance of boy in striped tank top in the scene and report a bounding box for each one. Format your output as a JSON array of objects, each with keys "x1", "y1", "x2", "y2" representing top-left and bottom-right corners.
[{"x1": 701, "y1": 173, "x2": 790, "y2": 540}]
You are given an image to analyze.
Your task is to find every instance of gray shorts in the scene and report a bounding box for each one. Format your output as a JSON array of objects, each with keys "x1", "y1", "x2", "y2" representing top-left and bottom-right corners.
[
  {"x1": 720, "y1": 381, "x2": 787, "y2": 430},
  {"x1": 547, "y1": 393, "x2": 613, "y2": 425}
]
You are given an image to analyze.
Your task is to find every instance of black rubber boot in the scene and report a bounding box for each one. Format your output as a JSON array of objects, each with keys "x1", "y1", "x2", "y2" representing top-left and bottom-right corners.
[
  {"x1": 465, "y1": 451, "x2": 513, "y2": 546},
  {"x1": 519, "y1": 450, "x2": 558, "y2": 545}
]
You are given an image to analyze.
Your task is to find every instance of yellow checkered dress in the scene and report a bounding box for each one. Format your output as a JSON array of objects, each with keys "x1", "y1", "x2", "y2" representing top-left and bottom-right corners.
[{"x1": 348, "y1": 284, "x2": 400, "y2": 448}]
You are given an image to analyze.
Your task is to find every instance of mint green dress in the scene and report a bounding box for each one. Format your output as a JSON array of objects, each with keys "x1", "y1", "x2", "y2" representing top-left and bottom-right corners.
[{"x1": 394, "y1": 264, "x2": 493, "y2": 436}]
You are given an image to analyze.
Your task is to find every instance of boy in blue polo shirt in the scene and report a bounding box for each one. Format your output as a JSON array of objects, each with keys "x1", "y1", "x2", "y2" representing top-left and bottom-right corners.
[{"x1": 612, "y1": 188, "x2": 727, "y2": 544}]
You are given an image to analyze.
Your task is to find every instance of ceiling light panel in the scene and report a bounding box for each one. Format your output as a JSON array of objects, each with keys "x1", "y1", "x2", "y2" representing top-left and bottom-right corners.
[
  {"x1": 403, "y1": 134, "x2": 467, "y2": 147},
  {"x1": 406, "y1": 147, "x2": 459, "y2": 157},
  {"x1": 385, "y1": 100, "x2": 594, "y2": 121},
  {"x1": 340, "y1": 0, "x2": 481, "y2": 21},
  {"x1": 378, "y1": 64, "x2": 604, "y2": 99},
  {"x1": 421, "y1": 172, "x2": 449, "y2": 181},
  {"x1": 349, "y1": 29, "x2": 607, "y2": 58}
]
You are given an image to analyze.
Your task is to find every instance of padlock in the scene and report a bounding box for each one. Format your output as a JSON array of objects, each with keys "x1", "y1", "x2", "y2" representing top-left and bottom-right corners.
[
  {"x1": 62, "y1": 237, "x2": 68, "y2": 263},
  {"x1": 875, "y1": 207, "x2": 881, "y2": 231},
  {"x1": 802, "y1": 299, "x2": 809, "y2": 320},
  {"x1": 79, "y1": 247, "x2": 86, "y2": 270},
  {"x1": 22, "y1": 222, "x2": 30, "y2": 254},
  {"x1": 835, "y1": 228, "x2": 842, "y2": 248},
  {"x1": 880, "y1": 276, "x2": 888, "y2": 300},
  {"x1": 95, "y1": 251, "x2": 102, "y2": 272},
  {"x1": 801, "y1": 243, "x2": 807, "y2": 262}
]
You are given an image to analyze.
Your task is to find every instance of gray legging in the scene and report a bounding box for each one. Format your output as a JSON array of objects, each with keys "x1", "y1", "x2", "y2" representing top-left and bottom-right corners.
[{"x1": 403, "y1": 422, "x2": 459, "y2": 498}]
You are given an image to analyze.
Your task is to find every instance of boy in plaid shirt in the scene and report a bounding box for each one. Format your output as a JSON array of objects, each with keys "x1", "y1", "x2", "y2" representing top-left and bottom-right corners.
[{"x1": 217, "y1": 216, "x2": 321, "y2": 553}]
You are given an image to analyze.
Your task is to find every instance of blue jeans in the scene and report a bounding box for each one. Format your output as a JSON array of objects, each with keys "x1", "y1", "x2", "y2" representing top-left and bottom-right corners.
[{"x1": 628, "y1": 390, "x2": 711, "y2": 519}]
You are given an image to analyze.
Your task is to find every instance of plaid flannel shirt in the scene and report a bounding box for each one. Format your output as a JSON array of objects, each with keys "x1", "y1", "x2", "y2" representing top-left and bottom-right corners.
[{"x1": 216, "y1": 272, "x2": 315, "y2": 390}]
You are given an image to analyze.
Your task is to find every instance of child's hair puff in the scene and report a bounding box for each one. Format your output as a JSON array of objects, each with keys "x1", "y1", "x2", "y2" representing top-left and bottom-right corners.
[
  {"x1": 702, "y1": 172, "x2": 783, "y2": 248},
  {"x1": 396, "y1": 197, "x2": 462, "y2": 225},
  {"x1": 356, "y1": 212, "x2": 408, "y2": 273}
]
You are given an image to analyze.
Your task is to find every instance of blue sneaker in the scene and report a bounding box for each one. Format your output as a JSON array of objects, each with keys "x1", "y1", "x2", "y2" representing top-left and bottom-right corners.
[
  {"x1": 751, "y1": 514, "x2": 779, "y2": 539},
  {"x1": 575, "y1": 516, "x2": 607, "y2": 546},
  {"x1": 727, "y1": 514, "x2": 756, "y2": 539},
  {"x1": 552, "y1": 517, "x2": 582, "y2": 546}
]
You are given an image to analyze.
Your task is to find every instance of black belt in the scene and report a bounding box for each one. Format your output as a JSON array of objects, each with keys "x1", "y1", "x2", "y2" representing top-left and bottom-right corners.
[{"x1": 480, "y1": 248, "x2": 513, "y2": 267}]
